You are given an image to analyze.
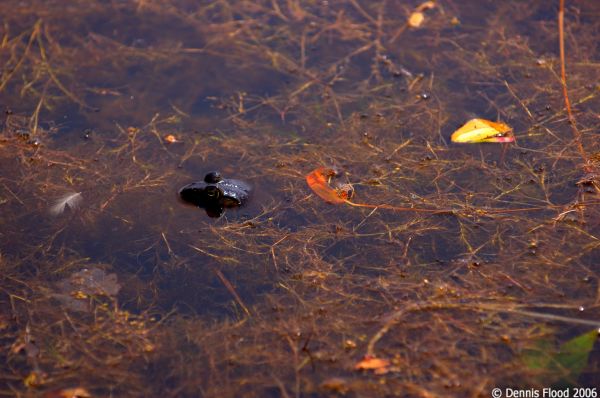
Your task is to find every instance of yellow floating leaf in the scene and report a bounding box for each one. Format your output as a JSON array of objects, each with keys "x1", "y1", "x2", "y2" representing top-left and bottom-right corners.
[{"x1": 451, "y1": 118, "x2": 514, "y2": 143}]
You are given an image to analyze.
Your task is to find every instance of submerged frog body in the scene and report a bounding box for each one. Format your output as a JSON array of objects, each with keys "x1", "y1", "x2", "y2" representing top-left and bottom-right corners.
[{"x1": 179, "y1": 171, "x2": 251, "y2": 217}]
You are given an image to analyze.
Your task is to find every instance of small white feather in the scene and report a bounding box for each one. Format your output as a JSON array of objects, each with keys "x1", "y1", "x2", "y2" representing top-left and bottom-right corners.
[{"x1": 50, "y1": 192, "x2": 83, "y2": 216}]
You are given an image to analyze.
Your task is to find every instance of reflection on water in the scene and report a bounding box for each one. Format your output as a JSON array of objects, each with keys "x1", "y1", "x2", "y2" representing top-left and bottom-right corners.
[{"x1": 1, "y1": 0, "x2": 600, "y2": 396}]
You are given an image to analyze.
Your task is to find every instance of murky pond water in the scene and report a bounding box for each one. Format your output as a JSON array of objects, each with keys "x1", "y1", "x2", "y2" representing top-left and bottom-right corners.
[{"x1": 1, "y1": 1, "x2": 600, "y2": 396}]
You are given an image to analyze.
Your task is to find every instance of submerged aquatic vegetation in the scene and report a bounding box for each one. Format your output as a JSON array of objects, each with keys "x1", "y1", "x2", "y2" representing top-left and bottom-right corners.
[{"x1": 522, "y1": 329, "x2": 599, "y2": 387}]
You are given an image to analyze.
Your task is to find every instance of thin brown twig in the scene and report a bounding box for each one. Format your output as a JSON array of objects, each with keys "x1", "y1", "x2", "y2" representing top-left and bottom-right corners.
[{"x1": 211, "y1": 265, "x2": 251, "y2": 317}]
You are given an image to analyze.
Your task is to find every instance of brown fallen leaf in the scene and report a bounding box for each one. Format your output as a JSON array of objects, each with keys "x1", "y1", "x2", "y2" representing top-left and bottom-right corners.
[
  {"x1": 23, "y1": 371, "x2": 46, "y2": 388},
  {"x1": 320, "y1": 377, "x2": 350, "y2": 394}
]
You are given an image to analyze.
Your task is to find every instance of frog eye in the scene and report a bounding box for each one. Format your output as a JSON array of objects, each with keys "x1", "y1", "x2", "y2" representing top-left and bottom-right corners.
[
  {"x1": 204, "y1": 171, "x2": 222, "y2": 184},
  {"x1": 205, "y1": 186, "x2": 221, "y2": 198}
]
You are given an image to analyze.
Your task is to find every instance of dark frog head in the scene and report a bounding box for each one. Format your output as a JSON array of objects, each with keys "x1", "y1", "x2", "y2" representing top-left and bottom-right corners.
[{"x1": 179, "y1": 171, "x2": 251, "y2": 217}]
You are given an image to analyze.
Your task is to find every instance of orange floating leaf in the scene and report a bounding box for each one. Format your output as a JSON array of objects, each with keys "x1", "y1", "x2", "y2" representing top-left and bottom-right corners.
[
  {"x1": 408, "y1": 1, "x2": 436, "y2": 28},
  {"x1": 306, "y1": 167, "x2": 347, "y2": 204},
  {"x1": 451, "y1": 118, "x2": 514, "y2": 143},
  {"x1": 408, "y1": 12, "x2": 425, "y2": 28},
  {"x1": 164, "y1": 134, "x2": 178, "y2": 143},
  {"x1": 355, "y1": 355, "x2": 391, "y2": 374}
]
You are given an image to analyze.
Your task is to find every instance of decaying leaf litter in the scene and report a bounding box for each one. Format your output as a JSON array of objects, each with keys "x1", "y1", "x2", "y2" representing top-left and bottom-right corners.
[{"x1": 1, "y1": 0, "x2": 600, "y2": 396}]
